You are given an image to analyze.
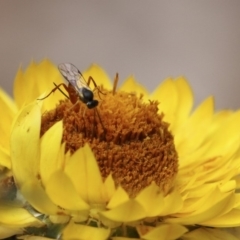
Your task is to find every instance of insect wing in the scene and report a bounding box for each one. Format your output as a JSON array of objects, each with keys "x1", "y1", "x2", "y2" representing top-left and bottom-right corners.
[{"x1": 58, "y1": 63, "x2": 89, "y2": 96}]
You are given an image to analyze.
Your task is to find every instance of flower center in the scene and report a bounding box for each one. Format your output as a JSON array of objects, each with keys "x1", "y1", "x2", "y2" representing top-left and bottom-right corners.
[{"x1": 41, "y1": 90, "x2": 178, "y2": 197}]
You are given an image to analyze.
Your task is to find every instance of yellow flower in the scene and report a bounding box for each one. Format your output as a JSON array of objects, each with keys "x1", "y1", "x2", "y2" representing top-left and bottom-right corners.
[{"x1": 4, "y1": 60, "x2": 240, "y2": 239}]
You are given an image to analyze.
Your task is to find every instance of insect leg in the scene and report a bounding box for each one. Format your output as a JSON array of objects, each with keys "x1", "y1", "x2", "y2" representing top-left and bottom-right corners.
[
  {"x1": 95, "y1": 108, "x2": 110, "y2": 168},
  {"x1": 87, "y1": 76, "x2": 106, "y2": 98},
  {"x1": 65, "y1": 101, "x2": 80, "y2": 113},
  {"x1": 53, "y1": 83, "x2": 69, "y2": 99},
  {"x1": 38, "y1": 83, "x2": 69, "y2": 100}
]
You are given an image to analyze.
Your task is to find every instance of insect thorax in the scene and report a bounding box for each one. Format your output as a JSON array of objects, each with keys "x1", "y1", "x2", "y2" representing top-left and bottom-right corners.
[
  {"x1": 80, "y1": 88, "x2": 98, "y2": 109},
  {"x1": 81, "y1": 88, "x2": 94, "y2": 102}
]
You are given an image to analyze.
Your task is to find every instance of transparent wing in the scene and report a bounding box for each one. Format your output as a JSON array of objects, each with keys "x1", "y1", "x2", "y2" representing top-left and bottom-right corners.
[{"x1": 58, "y1": 63, "x2": 89, "y2": 92}]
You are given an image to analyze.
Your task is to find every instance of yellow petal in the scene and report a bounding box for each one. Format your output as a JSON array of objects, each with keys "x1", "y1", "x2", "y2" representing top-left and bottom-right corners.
[
  {"x1": 102, "y1": 173, "x2": 116, "y2": 201},
  {"x1": 137, "y1": 223, "x2": 188, "y2": 240},
  {"x1": 201, "y1": 209, "x2": 240, "y2": 227},
  {"x1": 49, "y1": 215, "x2": 70, "y2": 224},
  {"x1": 111, "y1": 237, "x2": 141, "y2": 240},
  {"x1": 217, "y1": 180, "x2": 236, "y2": 194},
  {"x1": 14, "y1": 60, "x2": 65, "y2": 111},
  {"x1": 0, "y1": 146, "x2": 11, "y2": 169},
  {"x1": 18, "y1": 236, "x2": 56, "y2": 240},
  {"x1": 49, "y1": 215, "x2": 71, "y2": 224},
  {"x1": 178, "y1": 157, "x2": 237, "y2": 193},
  {"x1": 150, "y1": 78, "x2": 178, "y2": 126},
  {"x1": 65, "y1": 144, "x2": 105, "y2": 203},
  {"x1": 10, "y1": 102, "x2": 41, "y2": 186},
  {"x1": 107, "y1": 186, "x2": 129, "y2": 209},
  {"x1": 0, "y1": 87, "x2": 17, "y2": 150},
  {"x1": 181, "y1": 227, "x2": 239, "y2": 240},
  {"x1": 13, "y1": 67, "x2": 26, "y2": 108},
  {"x1": 98, "y1": 214, "x2": 122, "y2": 229},
  {"x1": 136, "y1": 183, "x2": 164, "y2": 217},
  {"x1": 167, "y1": 187, "x2": 235, "y2": 225},
  {"x1": 0, "y1": 225, "x2": 22, "y2": 239},
  {"x1": 21, "y1": 180, "x2": 59, "y2": 215},
  {"x1": 0, "y1": 202, "x2": 42, "y2": 227},
  {"x1": 71, "y1": 211, "x2": 89, "y2": 223},
  {"x1": 40, "y1": 121, "x2": 63, "y2": 186},
  {"x1": 14, "y1": 62, "x2": 41, "y2": 108},
  {"x1": 45, "y1": 170, "x2": 89, "y2": 211},
  {"x1": 36, "y1": 60, "x2": 66, "y2": 111},
  {"x1": 62, "y1": 220, "x2": 110, "y2": 240},
  {"x1": 175, "y1": 96, "x2": 214, "y2": 156},
  {"x1": 160, "y1": 190, "x2": 183, "y2": 215},
  {"x1": 120, "y1": 75, "x2": 149, "y2": 98},
  {"x1": 82, "y1": 64, "x2": 112, "y2": 90},
  {"x1": 173, "y1": 77, "x2": 193, "y2": 131},
  {"x1": 180, "y1": 183, "x2": 215, "y2": 200},
  {"x1": 200, "y1": 111, "x2": 240, "y2": 160},
  {"x1": 35, "y1": 59, "x2": 63, "y2": 94},
  {"x1": 100, "y1": 199, "x2": 146, "y2": 222},
  {"x1": 234, "y1": 193, "x2": 240, "y2": 208},
  {"x1": 111, "y1": 238, "x2": 139, "y2": 240}
]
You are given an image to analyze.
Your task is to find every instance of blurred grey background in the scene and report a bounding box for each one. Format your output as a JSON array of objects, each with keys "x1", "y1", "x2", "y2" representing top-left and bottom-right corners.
[{"x1": 1, "y1": 1, "x2": 240, "y2": 109}]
